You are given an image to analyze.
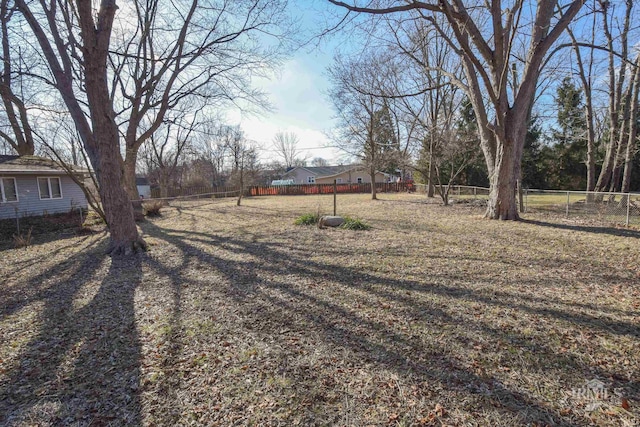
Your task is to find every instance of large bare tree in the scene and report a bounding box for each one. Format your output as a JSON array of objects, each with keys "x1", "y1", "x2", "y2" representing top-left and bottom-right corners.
[
  {"x1": 112, "y1": 0, "x2": 289, "y2": 201},
  {"x1": 272, "y1": 131, "x2": 305, "y2": 169},
  {"x1": 562, "y1": 0, "x2": 640, "y2": 194},
  {"x1": 328, "y1": 54, "x2": 399, "y2": 200},
  {"x1": 192, "y1": 119, "x2": 231, "y2": 188},
  {"x1": 329, "y1": 0, "x2": 585, "y2": 219},
  {"x1": 386, "y1": 18, "x2": 464, "y2": 198},
  {"x1": 218, "y1": 125, "x2": 259, "y2": 205},
  {"x1": 139, "y1": 112, "x2": 197, "y2": 198},
  {"x1": 15, "y1": 0, "x2": 145, "y2": 254},
  {"x1": 0, "y1": 0, "x2": 35, "y2": 155}
]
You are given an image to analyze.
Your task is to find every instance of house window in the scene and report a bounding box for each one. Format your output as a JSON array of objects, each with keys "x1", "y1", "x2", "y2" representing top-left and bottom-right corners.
[
  {"x1": 38, "y1": 177, "x2": 62, "y2": 199},
  {"x1": 307, "y1": 176, "x2": 316, "y2": 184},
  {"x1": 357, "y1": 177, "x2": 363, "y2": 184},
  {"x1": 336, "y1": 178, "x2": 342, "y2": 184},
  {"x1": 0, "y1": 177, "x2": 18, "y2": 202}
]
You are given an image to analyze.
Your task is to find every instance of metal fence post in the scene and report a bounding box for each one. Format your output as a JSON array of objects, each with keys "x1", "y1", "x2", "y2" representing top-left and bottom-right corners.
[
  {"x1": 333, "y1": 180, "x2": 337, "y2": 216},
  {"x1": 566, "y1": 191, "x2": 570, "y2": 218}
]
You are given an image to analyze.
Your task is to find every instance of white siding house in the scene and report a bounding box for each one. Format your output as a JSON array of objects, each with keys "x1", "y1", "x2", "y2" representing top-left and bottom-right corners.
[
  {"x1": 136, "y1": 176, "x2": 151, "y2": 199},
  {"x1": 281, "y1": 165, "x2": 390, "y2": 185},
  {"x1": 0, "y1": 155, "x2": 89, "y2": 220}
]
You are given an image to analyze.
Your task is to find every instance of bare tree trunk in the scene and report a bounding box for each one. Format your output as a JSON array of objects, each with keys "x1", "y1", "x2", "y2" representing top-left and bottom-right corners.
[
  {"x1": 0, "y1": 0, "x2": 35, "y2": 156},
  {"x1": 122, "y1": 149, "x2": 143, "y2": 216},
  {"x1": 123, "y1": 150, "x2": 140, "y2": 199},
  {"x1": 609, "y1": 139, "x2": 626, "y2": 193},
  {"x1": 159, "y1": 174, "x2": 169, "y2": 199},
  {"x1": 427, "y1": 137, "x2": 435, "y2": 198},
  {"x1": 370, "y1": 165, "x2": 377, "y2": 200},
  {"x1": 609, "y1": 83, "x2": 633, "y2": 192},
  {"x1": 16, "y1": 0, "x2": 145, "y2": 254},
  {"x1": 568, "y1": 15, "x2": 598, "y2": 196},
  {"x1": 596, "y1": 135, "x2": 616, "y2": 192},
  {"x1": 482, "y1": 107, "x2": 527, "y2": 220},
  {"x1": 486, "y1": 140, "x2": 519, "y2": 220},
  {"x1": 70, "y1": 139, "x2": 78, "y2": 165},
  {"x1": 517, "y1": 179, "x2": 524, "y2": 213},
  {"x1": 237, "y1": 162, "x2": 244, "y2": 206},
  {"x1": 433, "y1": 167, "x2": 449, "y2": 206},
  {"x1": 325, "y1": 0, "x2": 583, "y2": 220},
  {"x1": 84, "y1": 48, "x2": 143, "y2": 254},
  {"x1": 622, "y1": 55, "x2": 640, "y2": 193},
  {"x1": 94, "y1": 140, "x2": 142, "y2": 254},
  {"x1": 621, "y1": 128, "x2": 637, "y2": 194},
  {"x1": 595, "y1": 1, "x2": 631, "y2": 193},
  {"x1": 585, "y1": 102, "x2": 596, "y2": 194}
]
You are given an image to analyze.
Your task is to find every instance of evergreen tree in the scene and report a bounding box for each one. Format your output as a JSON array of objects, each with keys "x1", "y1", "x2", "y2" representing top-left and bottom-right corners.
[
  {"x1": 456, "y1": 99, "x2": 488, "y2": 186},
  {"x1": 549, "y1": 77, "x2": 587, "y2": 189},
  {"x1": 521, "y1": 116, "x2": 548, "y2": 189},
  {"x1": 370, "y1": 104, "x2": 400, "y2": 175}
]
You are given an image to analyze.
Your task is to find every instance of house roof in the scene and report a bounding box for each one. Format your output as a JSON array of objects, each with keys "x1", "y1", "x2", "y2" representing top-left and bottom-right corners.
[
  {"x1": 136, "y1": 176, "x2": 149, "y2": 186},
  {"x1": 284, "y1": 165, "x2": 359, "y2": 178},
  {"x1": 0, "y1": 155, "x2": 89, "y2": 175}
]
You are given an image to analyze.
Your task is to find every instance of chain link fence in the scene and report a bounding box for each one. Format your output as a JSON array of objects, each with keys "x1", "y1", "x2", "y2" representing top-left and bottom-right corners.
[
  {"x1": 522, "y1": 189, "x2": 640, "y2": 227},
  {"x1": 413, "y1": 184, "x2": 640, "y2": 227}
]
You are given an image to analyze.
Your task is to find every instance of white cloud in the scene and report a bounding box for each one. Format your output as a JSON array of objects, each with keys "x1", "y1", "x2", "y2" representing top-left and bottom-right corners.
[{"x1": 226, "y1": 55, "x2": 345, "y2": 164}]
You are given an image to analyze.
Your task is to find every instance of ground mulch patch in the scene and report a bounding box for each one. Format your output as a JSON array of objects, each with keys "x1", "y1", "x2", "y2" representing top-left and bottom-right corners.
[
  {"x1": 0, "y1": 210, "x2": 96, "y2": 250},
  {"x1": 1, "y1": 193, "x2": 638, "y2": 426}
]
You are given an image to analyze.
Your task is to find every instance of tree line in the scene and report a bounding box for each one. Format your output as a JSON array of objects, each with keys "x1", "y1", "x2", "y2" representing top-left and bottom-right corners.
[
  {"x1": 326, "y1": 0, "x2": 640, "y2": 213},
  {"x1": 1, "y1": 1, "x2": 639, "y2": 253},
  {"x1": 0, "y1": 0, "x2": 291, "y2": 254}
]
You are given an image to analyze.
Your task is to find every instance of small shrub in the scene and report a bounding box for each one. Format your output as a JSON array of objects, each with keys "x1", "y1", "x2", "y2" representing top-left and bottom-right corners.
[
  {"x1": 340, "y1": 216, "x2": 370, "y2": 230},
  {"x1": 143, "y1": 200, "x2": 164, "y2": 217},
  {"x1": 294, "y1": 212, "x2": 320, "y2": 226},
  {"x1": 13, "y1": 227, "x2": 33, "y2": 248}
]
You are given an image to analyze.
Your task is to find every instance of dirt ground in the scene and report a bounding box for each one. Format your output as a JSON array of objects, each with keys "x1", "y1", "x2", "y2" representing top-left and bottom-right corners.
[{"x1": 1, "y1": 193, "x2": 639, "y2": 426}]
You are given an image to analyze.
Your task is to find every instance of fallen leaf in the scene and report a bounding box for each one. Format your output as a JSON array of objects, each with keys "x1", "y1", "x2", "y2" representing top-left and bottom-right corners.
[
  {"x1": 621, "y1": 398, "x2": 630, "y2": 411},
  {"x1": 434, "y1": 403, "x2": 446, "y2": 417}
]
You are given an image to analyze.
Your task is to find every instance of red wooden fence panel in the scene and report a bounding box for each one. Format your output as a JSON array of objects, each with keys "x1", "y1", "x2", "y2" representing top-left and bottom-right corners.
[
  {"x1": 151, "y1": 182, "x2": 411, "y2": 198},
  {"x1": 248, "y1": 182, "x2": 409, "y2": 196}
]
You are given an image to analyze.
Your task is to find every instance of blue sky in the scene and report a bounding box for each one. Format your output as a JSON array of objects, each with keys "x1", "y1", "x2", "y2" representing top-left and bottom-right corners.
[
  {"x1": 229, "y1": 1, "x2": 624, "y2": 165},
  {"x1": 226, "y1": 1, "x2": 356, "y2": 165},
  {"x1": 227, "y1": 49, "x2": 342, "y2": 164}
]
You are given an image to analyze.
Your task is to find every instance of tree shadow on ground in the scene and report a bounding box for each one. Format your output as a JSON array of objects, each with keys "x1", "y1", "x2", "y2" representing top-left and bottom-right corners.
[
  {"x1": 141, "y1": 221, "x2": 639, "y2": 426},
  {"x1": 522, "y1": 219, "x2": 640, "y2": 239},
  {"x1": 0, "y1": 212, "x2": 100, "y2": 252},
  {"x1": 0, "y1": 236, "x2": 104, "y2": 319},
  {"x1": 0, "y1": 245, "x2": 144, "y2": 426}
]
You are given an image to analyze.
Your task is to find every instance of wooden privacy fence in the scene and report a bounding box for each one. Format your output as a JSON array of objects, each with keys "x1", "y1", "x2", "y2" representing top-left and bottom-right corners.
[
  {"x1": 149, "y1": 182, "x2": 413, "y2": 199},
  {"x1": 248, "y1": 182, "x2": 412, "y2": 196},
  {"x1": 150, "y1": 186, "x2": 238, "y2": 199}
]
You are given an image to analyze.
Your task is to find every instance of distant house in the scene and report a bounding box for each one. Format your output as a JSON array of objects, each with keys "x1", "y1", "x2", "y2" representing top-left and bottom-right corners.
[
  {"x1": 0, "y1": 155, "x2": 89, "y2": 220},
  {"x1": 255, "y1": 168, "x2": 282, "y2": 186},
  {"x1": 136, "y1": 176, "x2": 151, "y2": 199},
  {"x1": 281, "y1": 165, "x2": 389, "y2": 185},
  {"x1": 270, "y1": 179, "x2": 296, "y2": 186}
]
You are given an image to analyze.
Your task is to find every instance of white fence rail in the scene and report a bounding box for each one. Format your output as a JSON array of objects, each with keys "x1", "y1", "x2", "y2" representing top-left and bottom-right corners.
[{"x1": 414, "y1": 184, "x2": 640, "y2": 227}]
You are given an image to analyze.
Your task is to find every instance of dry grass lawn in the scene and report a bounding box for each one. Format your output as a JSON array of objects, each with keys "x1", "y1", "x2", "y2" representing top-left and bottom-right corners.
[{"x1": 1, "y1": 193, "x2": 639, "y2": 426}]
